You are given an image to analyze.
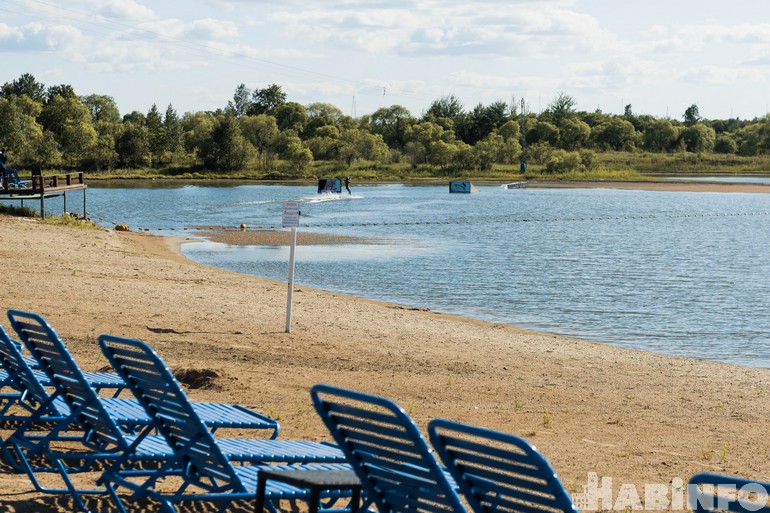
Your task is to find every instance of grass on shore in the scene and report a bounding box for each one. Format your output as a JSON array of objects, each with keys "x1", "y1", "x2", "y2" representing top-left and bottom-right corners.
[{"x1": 0, "y1": 204, "x2": 100, "y2": 228}]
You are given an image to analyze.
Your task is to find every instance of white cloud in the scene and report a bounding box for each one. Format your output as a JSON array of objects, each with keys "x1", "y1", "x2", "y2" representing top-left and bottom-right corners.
[
  {"x1": 448, "y1": 70, "x2": 526, "y2": 91},
  {"x1": 742, "y1": 45, "x2": 770, "y2": 65},
  {"x1": 85, "y1": 42, "x2": 194, "y2": 73},
  {"x1": 186, "y1": 18, "x2": 239, "y2": 41},
  {"x1": 681, "y1": 65, "x2": 767, "y2": 85},
  {"x1": 96, "y1": 0, "x2": 157, "y2": 21},
  {"x1": 270, "y1": 3, "x2": 615, "y2": 59},
  {"x1": 0, "y1": 22, "x2": 86, "y2": 53},
  {"x1": 5, "y1": 0, "x2": 770, "y2": 118}
]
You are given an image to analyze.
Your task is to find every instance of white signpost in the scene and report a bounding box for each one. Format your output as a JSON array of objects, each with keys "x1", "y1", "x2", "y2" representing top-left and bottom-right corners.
[{"x1": 282, "y1": 201, "x2": 300, "y2": 333}]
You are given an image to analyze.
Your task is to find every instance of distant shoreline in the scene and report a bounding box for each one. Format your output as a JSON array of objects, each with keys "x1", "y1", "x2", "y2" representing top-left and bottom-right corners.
[{"x1": 83, "y1": 177, "x2": 770, "y2": 194}]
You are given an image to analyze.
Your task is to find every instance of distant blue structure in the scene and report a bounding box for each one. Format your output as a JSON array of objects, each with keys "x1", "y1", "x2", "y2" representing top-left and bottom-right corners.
[
  {"x1": 449, "y1": 181, "x2": 478, "y2": 193},
  {"x1": 318, "y1": 178, "x2": 342, "y2": 194}
]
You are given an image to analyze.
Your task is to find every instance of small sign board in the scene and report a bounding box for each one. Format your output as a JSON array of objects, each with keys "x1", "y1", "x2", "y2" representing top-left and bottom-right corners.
[{"x1": 282, "y1": 201, "x2": 300, "y2": 227}]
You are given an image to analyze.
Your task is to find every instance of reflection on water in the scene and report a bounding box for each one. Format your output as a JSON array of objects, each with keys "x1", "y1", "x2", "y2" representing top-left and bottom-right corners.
[
  {"x1": 184, "y1": 240, "x2": 437, "y2": 262},
  {"x1": 15, "y1": 183, "x2": 770, "y2": 368}
]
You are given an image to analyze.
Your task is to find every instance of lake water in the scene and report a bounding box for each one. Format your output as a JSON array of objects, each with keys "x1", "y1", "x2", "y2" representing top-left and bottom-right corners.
[{"x1": 10, "y1": 183, "x2": 770, "y2": 368}]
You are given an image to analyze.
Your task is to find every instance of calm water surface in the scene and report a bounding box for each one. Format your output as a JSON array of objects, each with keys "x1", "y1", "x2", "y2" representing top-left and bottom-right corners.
[{"x1": 22, "y1": 183, "x2": 770, "y2": 367}]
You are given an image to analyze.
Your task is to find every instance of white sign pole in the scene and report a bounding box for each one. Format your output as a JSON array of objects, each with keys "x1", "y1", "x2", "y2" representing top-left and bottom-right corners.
[
  {"x1": 285, "y1": 225, "x2": 297, "y2": 333},
  {"x1": 282, "y1": 201, "x2": 300, "y2": 333}
]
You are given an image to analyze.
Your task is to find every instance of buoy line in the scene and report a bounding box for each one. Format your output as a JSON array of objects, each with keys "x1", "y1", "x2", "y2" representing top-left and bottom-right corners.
[{"x1": 88, "y1": 210, "x2": 770, "y2": 232}]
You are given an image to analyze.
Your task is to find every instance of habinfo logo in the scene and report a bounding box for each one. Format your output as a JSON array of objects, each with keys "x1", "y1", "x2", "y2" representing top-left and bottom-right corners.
[{"x1": 571, "y1": 473, "x2": 770, "y2": 511}]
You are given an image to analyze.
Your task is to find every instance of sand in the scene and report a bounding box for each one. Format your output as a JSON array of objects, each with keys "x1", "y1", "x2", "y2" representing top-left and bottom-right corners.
[{"x1": 1, "y1": 181, "x2": 769, "y2": 512}]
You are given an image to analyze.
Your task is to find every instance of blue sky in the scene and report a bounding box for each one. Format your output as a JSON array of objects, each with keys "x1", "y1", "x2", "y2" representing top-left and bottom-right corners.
[{"x1": 2, "y1": 0, "x2": 770, "y2": 121}]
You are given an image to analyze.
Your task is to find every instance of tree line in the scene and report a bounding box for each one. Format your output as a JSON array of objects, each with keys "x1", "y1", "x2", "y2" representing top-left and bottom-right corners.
[{"x1": 1, "y1": 73, "x2": 769, "y2": 177}]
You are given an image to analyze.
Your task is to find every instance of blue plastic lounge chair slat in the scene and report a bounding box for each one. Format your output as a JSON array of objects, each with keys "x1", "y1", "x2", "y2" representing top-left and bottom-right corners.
[
  {"x1": 6, "y1": 309, "x2": 280, "y2": 435},
  {"x1": 0, "y1": 326, "x2": 124, "y2": 418},
  {"x1": 428, "y1": 418, "x2": 579, "y2": 513},
  {"x1": 688, "y1": 473, "x2": 770, "y2": 513},
  {"x1": 99, "y1": 334, "x2": 351, "y2": 513},
  {"x1": 311, "y1": 384, "x2": 466, "y2": 513}
]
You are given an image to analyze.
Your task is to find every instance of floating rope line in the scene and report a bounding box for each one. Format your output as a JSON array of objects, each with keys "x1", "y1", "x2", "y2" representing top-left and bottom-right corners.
[
  {"x1": 86, "y1": 209, "x2": 770, "y2": 233},
  {"x1": 177, "y1": 210, "x2": 769, "y2": 231}
]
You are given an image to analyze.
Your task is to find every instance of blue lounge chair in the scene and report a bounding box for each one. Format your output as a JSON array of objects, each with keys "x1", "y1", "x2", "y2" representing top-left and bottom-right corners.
[
  {"x1": 428, "y1": 419, "x2": 579, "y2": 513},
  {"x1": 1, "y1": 324, "x2": 346, "y2": 513},
  {"x1": 0, "y1": 323, "x2": 126, "y2": 421},
  {"x1": 7, "y1": 309, "x2": 281, "y2": 435},
  {"x1": 688, "y1": 473, "x2": 770, "y2": 513},
  {"x1": 311, "y1": 384, "x2": 465, "y2": 513},
  {"x1": 99, "y1": 334, "x2": 351, "y2": 513},
  {"x1": 1, "y1": 166, "x2": 30, "y2": 189}
]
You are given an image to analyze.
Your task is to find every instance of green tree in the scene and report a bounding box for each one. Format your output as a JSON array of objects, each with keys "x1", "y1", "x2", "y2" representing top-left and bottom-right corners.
[
  {"x1": 544, "y1": 149, "x2": 584, "y2": 173},
  {"x1": 403, "y1": 141, "x2": 427, "y2": 167},
  {"x1": 681, "y1": 123, "x2": 716, "y2": 153},
  {"x1": 306, "y1": 125, "x2": 340, "y2": 161},
  {"x1": 279, "y1": 133, "x2": 313, "y2": 176},
  {"x1": 405, "y1": 120, "x2": 457, "y2": 165},
  {"x1": 122, "y1": 111, "x2": 146, "y2": 124},
  {"x1": 182, "y1": 111, "x2": 215, "y2": 158},
  {"x1": 713, "y1": 133, "x2": 738, "y2": 154},
  {"x1": 65, "y1": 128, "x2": 95, "y2": 167},
  {"x1": 46, "y1": 84, "x2": 77, "y2": 101},
  {"x1": 579, "y1": 110, "x2": 610, "y2": 128},
  {"x1": 473, "y1": 132, "x2": 507, "y2": 171},
  {"x1": 337, "y1": 128, "x2": 388, "y2": 167},
  {"x1": 39, "y1": 95, "x2": 88, "y2": 141},
  {"x1": 39, "y1": 95, "x2": 96, "y2": 165},
  {"x1": 146, "y1": 104, "x2": 165, "y2": 166},
  {"x1": 425, "y1": 94, "x2": 464, "y2": 121},
  {"x1": 545, "y1": 92, "x2": 577, "y2": 125},
  {"x1": 163, "y1": 104, "x2": 184, "y2": 160},
  {"x1": 35, "y1": 131, "x2": 63, "y2": 169},
  {"x1": 82, "y1": 94, "x2": 121, "y2": 123},
  {"x1": 239, "y1": 114, "x2": 279, "y2": 169},
  {"x1": 590, "y1": 117, "x2": 639, "y2": 151},
  {"x1": 526, "y1": 119, "x2": 559, "y2": 146},
  {"x1": 89, "y1": 131, "x2": 119, "y2": 171},
  {"x1": 227, "y1": 83, "x2": 252, "y2": 117},
  {"x1": 498, "y1": 120, "x2": 520, "y2": 143},
  {"x1": 367, "y1": 105, "x2": 413, "y2": 149},
  {"x1": 1, "y1": 73, "x2": 46, "y2": 102},
  {"x1": 304, "y1": 103, "x2": 345, "y2": 137},
  {"x1": 683, "y1": 104, "x2": 701, "y2": 127},
  {"x1": 274, "y1": 102, "x2": 307, "y2": 132},
  {"x1": 496, "y1": 120, "x2": 522, "y2": 164},
  {"x1": 424, "y1": 95, "x2": 465, "y2": 139},
  {"x1": 558, "y1": 118, "x2": 591, "y2": 150},
  {"x1": 462, "y1": 101, "x2": 509, "y2": 145},
  {"x1": 116, "y1": 122, "x2": 149, "y2": 167},
  {"x1": 643, "y1": 119, "x2": 680, "y2": 152},
  {"x1": 0, "y1": 95, "x2": 45, "y2": 165},
  {"x1": 250, "y1": 84, "x2": 286, "y2": 116},
  {"x1": 201, "y1": 114, "x2": 253, "y2": 170},
  {"x1": 429, "y1": 139, "x2": 465, "y2": 168}
]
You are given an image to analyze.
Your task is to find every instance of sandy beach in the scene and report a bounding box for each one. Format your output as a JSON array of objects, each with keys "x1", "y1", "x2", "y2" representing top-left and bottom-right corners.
[{"x1": 1, "y1": 182, "x2": 769, "y2": 511}]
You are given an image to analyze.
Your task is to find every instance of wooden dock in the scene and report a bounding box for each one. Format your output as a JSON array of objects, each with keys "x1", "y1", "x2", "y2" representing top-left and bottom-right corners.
[{"x1": 0, "y1": 171, "x2": 87, "y2": 218}]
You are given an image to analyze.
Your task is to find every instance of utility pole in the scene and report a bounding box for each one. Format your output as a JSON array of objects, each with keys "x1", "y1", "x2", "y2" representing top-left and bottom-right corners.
[{"x1": 520, "y1": 98, "x2": 527, "y2": 174}]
